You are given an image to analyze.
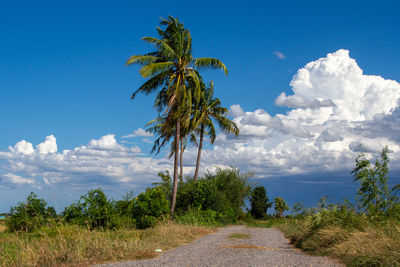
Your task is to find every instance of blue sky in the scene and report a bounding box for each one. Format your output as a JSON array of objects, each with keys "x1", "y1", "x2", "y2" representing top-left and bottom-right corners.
[{"x1": 1, "y1": 0, "x2": 400, "y2": 212}]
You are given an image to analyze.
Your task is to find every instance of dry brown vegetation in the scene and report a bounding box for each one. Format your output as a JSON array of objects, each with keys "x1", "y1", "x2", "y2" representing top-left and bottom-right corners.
[
  {"x1": 279, "y1": 219, "x2": 400, "y2": 266},
  {"x1": 0, "y1": 222, "x2": 6, "y2": 233},
  {"x1": 0, "y1": 221, "x2": 215, "y2": 266}
]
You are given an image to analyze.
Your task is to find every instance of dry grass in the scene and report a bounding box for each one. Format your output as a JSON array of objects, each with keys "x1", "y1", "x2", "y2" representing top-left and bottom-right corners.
[
  {"x1": 332, "y1": 224, "x2": 400, "y2": 266},
  {"x1": 0, "y1": 223, "x2": 6, "y2": 233},
  {"x1": 279, "y1": 219, "x2": 400, "y2": 266},
  {"x1": 0, "y1": 221, "x2": 215, "y2": 266}
]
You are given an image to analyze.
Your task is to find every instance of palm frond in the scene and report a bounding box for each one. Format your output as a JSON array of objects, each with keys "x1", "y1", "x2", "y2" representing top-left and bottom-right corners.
[
  {"x1": 131, "y1": 71, "x2": 169, "y2": 99},
  {"x1": 194, "y1": 58, "x2": 228, "y2": 75},
  {"x1": 142, "y1": 36, "x2": 178, "y2": 59},
  {"x1": 126, "y1": 55, "x2": 158, "y2": 65},
  {"x1": 139, "y1": 62, "x2": 173, "y2": 78}
]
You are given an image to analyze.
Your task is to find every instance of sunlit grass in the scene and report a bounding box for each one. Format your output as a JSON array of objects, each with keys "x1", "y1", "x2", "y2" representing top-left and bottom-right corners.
[
  {"x1": 0, "y1": 221, "x2": 215, "y2": 266},
  {"x1": 278, "y1": 218, "x2": 400, "y2": 266}
]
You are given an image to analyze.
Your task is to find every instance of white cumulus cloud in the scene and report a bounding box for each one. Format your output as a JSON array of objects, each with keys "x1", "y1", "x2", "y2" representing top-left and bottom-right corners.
[
  {"x1": 36, "y1": 135, "x2": 57, "y2": 154},
  {"x1": 1, "y1": 49, "x2": 400, "y2": 190}
]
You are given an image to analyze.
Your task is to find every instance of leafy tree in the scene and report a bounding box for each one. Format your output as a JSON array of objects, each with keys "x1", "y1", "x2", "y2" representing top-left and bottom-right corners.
[
  {"x1": 127, "y1": 16, "x2": 227, "y2": 212},
  {"x1": 351, "y1": 146, "x2": 399, "y2": 215},
  {"x1": 170, "y1": 167, "x2": 251, "y2": 223},
  {"x1": 192, "y1": 81, "x2": 239, "y2": 182},
  {"x1": 131, "y1": 187, "x2": 170, "y2": 229},
  {"x1": 152, "y1": 170, "x2": 173, "y2": 202},
  {"x1": 6, "y1": 192, "x2": 56, "y2": 232},
  {"x1": 249, "y1": 186, "x2": 272, "y2": 219},
  {"x1": 204, "y1": 168, "x2": 252, "y2": 221},
  {"x1": 63, "y1": 189, "x2": 114, "y2": 229},
  {"x1": 274, "y1": 197, "x2": 289, "y2": 218},
  {"x1": 115, "y1": 190, "x2": 135, "y2": 216}
]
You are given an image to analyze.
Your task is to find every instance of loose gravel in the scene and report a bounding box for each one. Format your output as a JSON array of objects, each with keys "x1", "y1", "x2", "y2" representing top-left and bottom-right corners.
[{"x1": 96, "y1": 225, "x2": 344, "y2": 267}]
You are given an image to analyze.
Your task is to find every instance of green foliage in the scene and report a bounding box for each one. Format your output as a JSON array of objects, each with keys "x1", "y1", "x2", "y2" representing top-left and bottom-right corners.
[
  {"x1": 131, "y1": 187, "x2": 170, "y2": 229},
  {"x1": 63, "y1": 189, "x2": 116, "y2": 229},
  {"x1": 175, "y1": 208, "x2": 223, "y2": 226},
  {"x1": 204, "y1": 168, "x2": 252, "y2": 221},
  {"x1": 152, "y1": 171, "x2": 172, "y2": 202},
  {"x1": 351, "y1": 146, "x2": 400, "y2": 216},
  {"x1": 274, "y1": 197, "x2": 289, "y2": 218},
  {"x1": 6, "y1": 192, "x2": 56, "y2": 232},
  {"x1": 175, "y1": 168, "x2": 252, "y2": 223},
  {"x1": 115, "y1": 190, "x2": 135, "y2": 217},
  {"x1": 249, "y1": 186, "x2": 272, "y2": 219}
]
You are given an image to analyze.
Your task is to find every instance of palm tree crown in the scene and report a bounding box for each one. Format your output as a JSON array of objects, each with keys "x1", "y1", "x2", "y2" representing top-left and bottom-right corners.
[{"x1": 192, "y1": 81, "x2": 239, "y2": 181}]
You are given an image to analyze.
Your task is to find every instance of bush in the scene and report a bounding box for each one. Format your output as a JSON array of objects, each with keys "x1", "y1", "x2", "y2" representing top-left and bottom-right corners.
[
  {"x1": 63, "y1": 189, "x2": 116, "y2": 229},
  {"x1": 175, "y1": 208, "x2": 223, "y2": 226},
  {"x1": 205, "y1": 168, "x2": 252, "y2": 221},
  {"x1": 6, "y1": 192, "x2": 56, "y2": 232},
  {"x1": 174, "y1": 168, "x2": 252, "y2": 223},
  {"x1": 176, "y1": 178, "x2": 216, "y2": 211},
  {"x1": 249, "y1": 186, "x2": 272, "y2": 219},
  {"x1": 131, "y1": 187, "x2": 170, "y2": 229}
]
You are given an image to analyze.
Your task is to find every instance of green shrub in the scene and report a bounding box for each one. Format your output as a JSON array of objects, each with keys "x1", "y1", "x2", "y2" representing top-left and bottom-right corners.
[
  {"x1": 176, "y1": 179, "x2": 215, "y2": 211},
  {"x1": 174, "y1": 168, "x2": 251, "y2": 223},
  {"x1": 131, "y1": 187, "x2": 170, "y2": 229},
  {"x1": 6, "y1": 192, "x2": 56, "y2": 232},
  {"x1": 175, "y1": 208, "x2": 223, "y2": 226},
  {"x1": 62, "y1": 189, "x2": 115, "y2": 229},
  {"x1": 249, "y1": 186, "x2": 272, "y2": 219}
]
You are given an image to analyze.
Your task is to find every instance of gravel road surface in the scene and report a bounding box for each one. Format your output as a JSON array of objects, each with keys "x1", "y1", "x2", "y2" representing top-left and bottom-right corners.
[{"x1": 97, "y1": 225, "x2": 343, "y2": 267}]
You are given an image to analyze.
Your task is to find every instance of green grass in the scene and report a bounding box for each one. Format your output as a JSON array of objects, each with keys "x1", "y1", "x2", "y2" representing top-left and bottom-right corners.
[{"x1": 228, "y1": 232, "x2": 251, "y2": 239}]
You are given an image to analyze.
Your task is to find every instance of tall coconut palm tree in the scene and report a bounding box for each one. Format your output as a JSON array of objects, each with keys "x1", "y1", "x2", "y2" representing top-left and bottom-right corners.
[
  {"x1": 192, "y1": 81, "x2": 239, "y2": 182},
  {"x1": 126, "y1": 16, "x2": 228, "y2": 212}
]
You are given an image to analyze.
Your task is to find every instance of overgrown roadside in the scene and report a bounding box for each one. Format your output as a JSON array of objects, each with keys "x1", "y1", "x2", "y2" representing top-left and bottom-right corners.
[
  {"x1": 277, "y1": 218, "x2": 400, "y2": 267},
  {"x1": 245, "y1": 217, "x2": 400, "y2": 267},
  {"x1": 0, "y1": 221, "x2": 215, "y2": 266}
]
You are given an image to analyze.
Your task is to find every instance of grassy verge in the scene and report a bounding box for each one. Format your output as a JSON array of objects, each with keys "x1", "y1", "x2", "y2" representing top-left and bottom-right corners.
[
  {"x1": 0, "y1": 221, "x2": 215, "y2": 266},
  {"x1": 278, "y1": 218, "x2": 400, "y2": 266},
  {"x1": 243, "y1": 217, "x2": 286, "y2": 228}
]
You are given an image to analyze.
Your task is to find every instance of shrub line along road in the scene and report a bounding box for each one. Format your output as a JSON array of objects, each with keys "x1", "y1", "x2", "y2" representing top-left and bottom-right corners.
[{"x1": 97, "y1": 226, "x2": 343, "y2": 267}]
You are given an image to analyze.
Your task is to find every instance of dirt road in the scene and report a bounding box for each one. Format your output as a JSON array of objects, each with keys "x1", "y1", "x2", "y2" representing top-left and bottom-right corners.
[{"x1": 97, "y1": 225, "x2": 343, "y2": 267}]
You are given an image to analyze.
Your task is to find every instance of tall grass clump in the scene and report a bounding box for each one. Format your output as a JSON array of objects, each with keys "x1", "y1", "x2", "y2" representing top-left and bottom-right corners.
[
  {"x1": 276, "y1": 146, "x2": 400, "y2": 266},
  {"x1": 279, "y1": 204, "x2": 400, "y2": 266}
]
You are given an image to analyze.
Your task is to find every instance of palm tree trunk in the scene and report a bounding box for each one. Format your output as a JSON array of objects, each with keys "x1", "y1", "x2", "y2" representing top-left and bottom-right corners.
[
  {"x1": 180, "y1": 138, "x2": 183, "y2": 179},
  {"x1": 171, "y1": 118, "x2": 180, "y2": 213},
  {"x1": 193, "y1": 124, "x2": 204, "y2": 182}
]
